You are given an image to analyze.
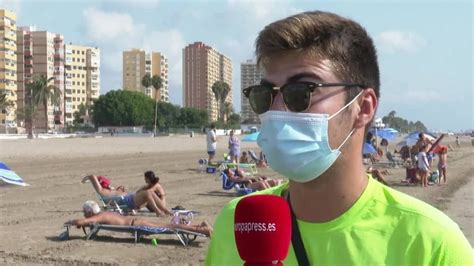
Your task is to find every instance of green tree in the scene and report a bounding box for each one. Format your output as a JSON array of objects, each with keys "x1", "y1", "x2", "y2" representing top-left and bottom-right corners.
[
  {"x1": 93, "y1": 90, "x2": 154, "y2": 127},
  {"x1": 211, "y1": 81, "x2": 230, "y2": 122},
  {"x1": 151, "y1": 75, "x2": 163, "y2": 135},
  {"x1": 28, "y1": 74, "x2": 61, "y2": 135},
  {"x1": 382, "y1": 111, "x2": 427, "y2": 133},
  {"x1": 73, "y1": 103, "x2": 91, "y2": 125},
  {"x1": 177, "y1": 107, "x2": 208, "y2": 128},
  {"x1": 224, "y1": 102, "x2": 233, "y2": 122},
  {"x1": 227, "y1": 113, "x2": 241, "y2": 128}
]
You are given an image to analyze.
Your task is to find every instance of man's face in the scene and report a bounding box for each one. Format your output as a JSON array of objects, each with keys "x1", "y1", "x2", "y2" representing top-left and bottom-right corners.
[{"x1": 263, "y1": 53, "x2": 356, "y2": 150}]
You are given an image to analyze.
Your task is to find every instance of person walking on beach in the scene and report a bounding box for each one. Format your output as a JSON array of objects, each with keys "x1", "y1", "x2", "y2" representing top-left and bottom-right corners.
[
  {"x1": 206, "y1": 124, "x2": 217, "y2": 163},
  {"x1": 206, "y1": 10, "x2": 472, "y2": 265},
  {"x1": 228, "y1": 130, "x2": 241, "y2": 164}
]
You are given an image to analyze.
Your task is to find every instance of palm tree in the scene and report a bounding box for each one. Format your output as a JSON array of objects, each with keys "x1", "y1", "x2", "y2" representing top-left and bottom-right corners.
[
  {"x1": 224, "y1": 102, "x2": 233, "y2": 122},
  {"x1": 29, "y1": 74, "x2": 62, "y2": 134},
  {"x1": 151, "y1": 75, "x2": 163, "y2": 136},
  {"x1": 0, "y1": 92, "x2": 13, "y2": 111},
  {"x1": 141, "y1": 73, "x2": 152, "y2": 96},
  {"x1": 211, "y1": 81, "x2": 230, "y2": 122},
  {"x1": 0, "y1": 92, "x2": 14, "y2": 133}
]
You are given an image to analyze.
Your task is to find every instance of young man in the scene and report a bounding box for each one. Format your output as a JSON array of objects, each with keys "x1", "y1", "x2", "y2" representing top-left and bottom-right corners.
[
  {"x1": 206, "y1": 124, "x2": 217, "y2": 163},
  {"x1": 205, "y1": 11, "x2": 472, "y2": 265},
  {"x1": 66, "y1": 201, "x2": 212, "y2": 237}
]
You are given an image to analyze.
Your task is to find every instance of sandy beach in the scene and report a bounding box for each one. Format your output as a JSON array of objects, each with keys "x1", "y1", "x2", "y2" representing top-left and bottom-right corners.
[{"x1": 0, "y1": 134, "x2": 472, "y2": 265}]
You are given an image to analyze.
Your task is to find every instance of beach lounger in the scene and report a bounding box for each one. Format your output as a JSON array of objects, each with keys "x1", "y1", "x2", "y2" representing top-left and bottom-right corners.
[
  {"x1": 220, "y1": 172, "x2": 254, "y2": 196},
  {"x1": 64, "y1": 224, "x2": 206, "y2": 247},
  {"x1": 248, "y1": 150, "x2": 260, "y2": 164}
]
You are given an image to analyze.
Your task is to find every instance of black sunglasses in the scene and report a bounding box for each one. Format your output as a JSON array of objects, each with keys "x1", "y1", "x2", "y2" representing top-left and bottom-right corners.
[{"x1": 242, "y1": 81, "x2": 366, "y2": 114}]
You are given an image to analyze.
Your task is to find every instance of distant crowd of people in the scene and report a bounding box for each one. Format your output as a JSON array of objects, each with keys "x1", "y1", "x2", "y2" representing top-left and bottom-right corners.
[{"x1": 364, "y1": 131, "x2": 449, "y2": 187}]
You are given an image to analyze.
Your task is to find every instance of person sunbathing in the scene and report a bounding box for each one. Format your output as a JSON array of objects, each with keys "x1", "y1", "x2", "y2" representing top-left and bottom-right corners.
[
  {"x1": 65, "y1": 201, "x2": 212, "y2": 237},
  {"x1": 223, "y1": 168, "x2": 283, "y2": 191},
  {"x1": 82, "y1": 171, "x2": 172, "y2": 217},
  {"x1": 239, "y1": 151, "x2": 250, "y2": 164}
]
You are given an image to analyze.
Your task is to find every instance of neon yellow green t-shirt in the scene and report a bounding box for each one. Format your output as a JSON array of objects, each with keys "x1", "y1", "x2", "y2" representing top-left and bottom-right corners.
[{"x1": 205, "y1": 176, "x2": 473, "y2": 265}]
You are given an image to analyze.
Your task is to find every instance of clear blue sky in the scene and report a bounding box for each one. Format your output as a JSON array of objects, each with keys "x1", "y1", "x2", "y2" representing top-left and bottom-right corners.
[{"x1": 3, "y1": 0, "x2": 472, "y2": 132}]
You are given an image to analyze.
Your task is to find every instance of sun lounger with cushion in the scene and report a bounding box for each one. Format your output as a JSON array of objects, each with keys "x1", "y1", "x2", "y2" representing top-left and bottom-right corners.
[{"x1": 64, "y1": 224, "x2": 206, "y2": 247}]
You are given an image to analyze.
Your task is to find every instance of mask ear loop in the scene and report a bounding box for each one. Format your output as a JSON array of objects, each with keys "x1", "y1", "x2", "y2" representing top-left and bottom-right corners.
[
  {"x1": 328, "y1": 90, "x2": 364, "y2": 120},
  {"x1": 328, "y1": 90, "x2": 364, "y2": 150}
]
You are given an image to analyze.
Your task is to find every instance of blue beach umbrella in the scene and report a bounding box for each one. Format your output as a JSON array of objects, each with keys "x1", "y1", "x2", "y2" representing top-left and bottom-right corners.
[
  {"x1": 363, "y1": 143, "x2": 377, "y2": 155},
  {"x1": 0, "y1": 162, "x2": 29, "y2": 186},
  {"x1": 369, "y1": 128, "x2": 397, "y2": 141},
  {"x1": 397, "y1": 131, "x2": 436, "y2": 147},
  {"x1": 242, "y1": 132, "x2": 260, "y2": 142}
]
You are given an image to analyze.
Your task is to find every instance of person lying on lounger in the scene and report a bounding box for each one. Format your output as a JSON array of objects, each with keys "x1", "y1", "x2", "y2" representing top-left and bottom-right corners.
[
  {"x1": 82, "y1": 171, "x2": 172, "y2": 217},
  {"x1": 223, "y1": 168, "x2": 283, "y2": 191},
  {"x1": 65, "y1": 201, "x2": 212, "y2": 237}
]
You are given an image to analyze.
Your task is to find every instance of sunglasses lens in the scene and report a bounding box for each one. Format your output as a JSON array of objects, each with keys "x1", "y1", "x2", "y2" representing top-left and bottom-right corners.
[
  {"x1": 283, "y1": 83, "x2": 311, "y2": 112},
  {"x1": 248, "y1": 86, "x2": 272, "y2": 114}
]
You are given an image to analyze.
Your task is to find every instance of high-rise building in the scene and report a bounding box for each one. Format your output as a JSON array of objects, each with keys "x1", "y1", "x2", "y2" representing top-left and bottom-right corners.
[
  {"x1": 183, "y1": 42, "x2": 232, "y2": 122},
  {"x1": 16, "y1": 27, "x2": 65, "y2": 132},
  {"x1": 64, "y1": 44, "x2": 100, "y2": 125},
  {"x1": 240, "y1": 59, "x2": 264, "y2": 124},
  {"x1": 0, "y1": 9, "x2": 17, "y2": 132},
  {"x1": 122, "y1": 49, "x2": 169, "y2": 102}
]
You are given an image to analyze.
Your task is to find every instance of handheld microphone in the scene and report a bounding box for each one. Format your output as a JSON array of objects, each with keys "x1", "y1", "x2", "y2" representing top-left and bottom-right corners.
[{"x1": 234, "y1": 194, "x2": 292, "y2": 266}]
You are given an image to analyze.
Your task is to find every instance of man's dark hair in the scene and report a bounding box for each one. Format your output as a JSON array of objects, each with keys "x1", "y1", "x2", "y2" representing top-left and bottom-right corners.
[
  {"x1": 255, "y1": 11, "x2": 380, "y2": 103},
  {"x1": 210, "y1": 124, "x2": 216, "y2": 129},
  {"x1": 144, "y1": 171, "x2": 159, "y2": 185}
]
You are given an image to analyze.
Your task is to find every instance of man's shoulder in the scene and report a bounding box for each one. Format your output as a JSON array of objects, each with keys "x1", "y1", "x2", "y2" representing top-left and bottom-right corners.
[{"x1": 372, "y1": 182, "x2": 460, "y2": 232}]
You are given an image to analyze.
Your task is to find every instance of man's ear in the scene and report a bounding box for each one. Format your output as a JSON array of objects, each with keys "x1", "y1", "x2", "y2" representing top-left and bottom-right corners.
[{"x1": 353, "y1": 88, "x2": 377, "y2": 129}]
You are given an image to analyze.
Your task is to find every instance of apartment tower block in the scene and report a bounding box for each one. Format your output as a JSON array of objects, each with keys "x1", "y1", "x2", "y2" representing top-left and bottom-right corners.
[
  {"x1": 16, "y1": 27, "x2": 65, "y2": 132},
  {"x1": 64, "y1": 44, "x2": 100, "y2": 125},
  {"x1": 182, "y1": 42, "x2": 232, "y2": 122},
  {"x1": 240, "y1": 59, "x2": 264, "y2": 124},
  {"x1": 0, "y1": 9, "x2": 17, "y2": 132},
  {"x1": 122, "y1": 49, "x2": 169, "y2": 102}
]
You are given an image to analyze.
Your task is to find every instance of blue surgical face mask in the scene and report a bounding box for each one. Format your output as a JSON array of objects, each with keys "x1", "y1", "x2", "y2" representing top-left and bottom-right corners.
[{"x1": 257, "y1": 92, "x2": 362, "y2": 183}]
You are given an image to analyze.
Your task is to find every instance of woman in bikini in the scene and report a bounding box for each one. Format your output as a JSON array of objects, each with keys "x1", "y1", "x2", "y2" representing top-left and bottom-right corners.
[
  {"x1": 82, "y1": 171, "x2": 172, "y2": 217},
  {"x1": 66, "y1": 201, "x2": 212, "y2": 237}
]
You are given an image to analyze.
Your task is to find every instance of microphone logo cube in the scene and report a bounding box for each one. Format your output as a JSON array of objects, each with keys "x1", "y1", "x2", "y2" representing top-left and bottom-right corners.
[{"x1": 234, "y1": 194, "x2": 292, "y2": 264}]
